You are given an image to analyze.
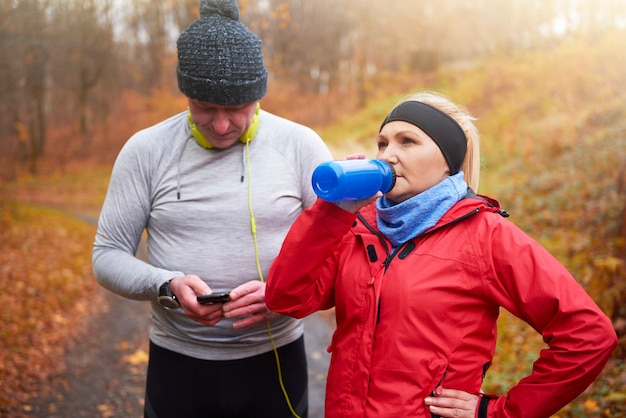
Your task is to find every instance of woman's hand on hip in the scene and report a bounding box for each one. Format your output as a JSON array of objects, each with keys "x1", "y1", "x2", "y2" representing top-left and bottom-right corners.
[{"x1": 424, "y1": 387, "x2": 479, "y2": 418}]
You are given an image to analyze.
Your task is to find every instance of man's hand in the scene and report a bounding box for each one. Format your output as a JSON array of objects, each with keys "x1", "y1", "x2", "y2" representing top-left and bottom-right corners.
[
  {"x1": 169, "y1": 274, "x2": 225, "y2": 326},
  {"x1": 222, "y1": 280, "x2": 278, "y2": 329}
]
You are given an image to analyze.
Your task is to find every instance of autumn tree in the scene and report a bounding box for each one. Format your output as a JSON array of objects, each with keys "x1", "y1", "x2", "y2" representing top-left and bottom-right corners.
[
  {"x1": 0, "y1": 0, "x2": 50, "y2": 176},
  {"x1": 2, "y1": 0, "x2": 626, "y2": 177},
  {"x1": 122, "y1": 0, "x2": 198, "y2": 93},
  {"x1": 47, "y1": 0, "x2": 115, "y2": 154},
  {"x1": 0, "y1": 1, "x2": 25, "y2": 180}
]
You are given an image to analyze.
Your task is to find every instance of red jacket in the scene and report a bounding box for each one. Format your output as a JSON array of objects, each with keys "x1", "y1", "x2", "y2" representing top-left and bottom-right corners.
[{"x1": 266, "y1": 196, "x2": 617, "y2": 418}]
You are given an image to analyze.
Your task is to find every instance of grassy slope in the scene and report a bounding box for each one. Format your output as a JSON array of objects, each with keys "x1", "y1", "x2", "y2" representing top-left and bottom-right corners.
[{"x1": 1, "y1": 33, "x2": 625, "y2": 417}]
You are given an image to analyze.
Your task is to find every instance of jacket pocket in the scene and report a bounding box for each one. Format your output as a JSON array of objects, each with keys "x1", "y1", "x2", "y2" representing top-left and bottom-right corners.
[{"x1": 429, "y1": 365, "x2": 448, "y2": 418}]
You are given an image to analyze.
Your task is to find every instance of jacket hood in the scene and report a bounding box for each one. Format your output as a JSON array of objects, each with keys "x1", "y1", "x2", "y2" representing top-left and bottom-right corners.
[{"x1": 357, "y1": 190, "x2": 508, "y2": 235}]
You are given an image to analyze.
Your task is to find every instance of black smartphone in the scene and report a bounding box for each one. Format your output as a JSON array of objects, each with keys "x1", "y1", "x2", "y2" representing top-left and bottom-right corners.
[{"x1": 197, "y1": 292, "x2": 231, "y2": 305}]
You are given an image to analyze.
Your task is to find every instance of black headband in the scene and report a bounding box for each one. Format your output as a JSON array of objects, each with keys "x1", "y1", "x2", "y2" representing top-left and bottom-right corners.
[{"x1": 379, "y1": 101, "x2": 467, "y2": 175}]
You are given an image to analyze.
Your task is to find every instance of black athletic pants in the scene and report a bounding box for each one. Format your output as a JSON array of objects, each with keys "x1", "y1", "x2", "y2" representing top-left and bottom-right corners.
[{"x1": 144, "y1": 336, "x2": 308, "y2": 418}]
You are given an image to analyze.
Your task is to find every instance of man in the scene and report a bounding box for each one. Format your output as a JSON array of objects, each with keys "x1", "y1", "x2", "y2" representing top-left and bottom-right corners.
[{"x1": 92, "y1": 1, "x2": 332, "y2": 416}]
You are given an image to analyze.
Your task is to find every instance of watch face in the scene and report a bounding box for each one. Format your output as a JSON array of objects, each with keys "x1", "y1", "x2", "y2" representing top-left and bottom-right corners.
[
  {"x1": 158, "y1": 281, "x2": 179, "y2": 309},
  {"x1": 158, "y1": 295, "x2": 179, "y2": 309}
]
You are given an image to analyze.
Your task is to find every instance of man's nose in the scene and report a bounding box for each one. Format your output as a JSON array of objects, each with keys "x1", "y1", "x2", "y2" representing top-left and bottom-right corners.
[{"x1": 211, "y1": 111, "x2": 230, "y2": 134}]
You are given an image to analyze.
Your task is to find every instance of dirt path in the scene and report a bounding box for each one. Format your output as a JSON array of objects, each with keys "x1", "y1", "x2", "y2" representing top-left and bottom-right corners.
[{"x1": 27, "y1": 286, "x2": 332, "y2": 418}]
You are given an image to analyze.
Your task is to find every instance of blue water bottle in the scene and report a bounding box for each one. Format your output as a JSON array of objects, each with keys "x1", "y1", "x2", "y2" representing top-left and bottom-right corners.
[{"x1": 312, "y1": 159, "x2": 396, "y2": 202}]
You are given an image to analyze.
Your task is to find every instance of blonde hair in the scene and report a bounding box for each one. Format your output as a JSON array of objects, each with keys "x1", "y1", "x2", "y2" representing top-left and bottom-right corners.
[{"x1": 398, "y1": 91, "x2": 480, "y2": 191}]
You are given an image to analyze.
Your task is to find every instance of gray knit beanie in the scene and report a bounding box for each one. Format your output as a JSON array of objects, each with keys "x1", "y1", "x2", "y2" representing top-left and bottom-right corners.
[{"x1": 177, "y1": 0, "x2": 268, "y2": 106}]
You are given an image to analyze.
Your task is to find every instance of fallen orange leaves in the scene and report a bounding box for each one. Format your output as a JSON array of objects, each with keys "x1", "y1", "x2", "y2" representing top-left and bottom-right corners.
[
  {"x1": 0, "y1": 200, "x2": 101, "y2": 416},
  {"x1": 122, "y1": 349, "x2": 149, "y2": 366}
]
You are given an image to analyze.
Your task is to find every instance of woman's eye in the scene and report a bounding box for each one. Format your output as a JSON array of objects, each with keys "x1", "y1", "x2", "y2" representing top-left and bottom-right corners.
[{"x1": 377, "y1": 142, "x2": 387, "y2": 150}]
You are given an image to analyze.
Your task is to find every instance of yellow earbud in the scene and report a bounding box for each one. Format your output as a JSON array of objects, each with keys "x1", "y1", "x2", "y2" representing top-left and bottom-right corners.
[{"x1": 188, "y1": 103, "x2": 261, "y2": 149}]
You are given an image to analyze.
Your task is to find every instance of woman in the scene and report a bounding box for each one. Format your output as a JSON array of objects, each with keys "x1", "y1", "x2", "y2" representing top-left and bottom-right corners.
[{"x1": 265, "y1": 91, "x2": 617, "y2": 418}]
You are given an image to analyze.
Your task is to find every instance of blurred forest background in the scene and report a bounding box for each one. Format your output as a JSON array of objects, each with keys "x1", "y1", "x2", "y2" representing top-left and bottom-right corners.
[{"x1": 1, "y1": 0, "x2": 626, "y2": 416}]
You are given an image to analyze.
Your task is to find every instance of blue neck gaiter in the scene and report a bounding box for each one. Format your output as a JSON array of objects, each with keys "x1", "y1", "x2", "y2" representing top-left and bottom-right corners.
[{"x1": 376, "y1": 172, "x2": 468, "y2": 247}]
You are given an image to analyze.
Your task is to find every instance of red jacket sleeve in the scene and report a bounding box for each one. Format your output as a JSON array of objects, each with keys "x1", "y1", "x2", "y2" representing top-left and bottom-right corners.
[
  {"x1": 266, "y1": 198, "x2": 357, "y2": 318},
  {"x1": 479, "y1": 218, "x2": 618, "y2": 417}
]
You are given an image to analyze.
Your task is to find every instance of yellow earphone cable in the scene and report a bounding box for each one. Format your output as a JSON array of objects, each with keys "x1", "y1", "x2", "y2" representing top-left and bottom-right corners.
[{"x1": 244, "y1": 139, "x2": 301, "y2": 418}]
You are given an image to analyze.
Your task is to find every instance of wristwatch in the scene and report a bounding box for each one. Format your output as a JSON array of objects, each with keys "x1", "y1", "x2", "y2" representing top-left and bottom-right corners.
[{"x1": 158, "y1": 280, "x2": 180, "y2": 309}]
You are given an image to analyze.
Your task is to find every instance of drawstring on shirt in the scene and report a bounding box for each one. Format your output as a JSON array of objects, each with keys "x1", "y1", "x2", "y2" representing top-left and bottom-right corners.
[
  {"x1": 241, "y1": 144, "x2": 246, "y2": 183},
  {"x1": 176, "y1": 134, "x2": 250, "y2": 199},
  {"x1": 175, "y1": 136, "x2": 192, "y2": 200}
]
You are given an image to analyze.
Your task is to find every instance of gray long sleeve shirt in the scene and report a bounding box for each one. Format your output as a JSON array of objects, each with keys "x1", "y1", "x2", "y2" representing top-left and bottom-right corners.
[{"x1": 92, "y1": 109, "x2": 333, "y2": 360}]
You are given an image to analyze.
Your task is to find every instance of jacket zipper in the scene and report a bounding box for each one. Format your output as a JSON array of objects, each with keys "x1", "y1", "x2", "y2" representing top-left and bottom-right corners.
[
  {"x1": 357, "y1": 207, "x2": 484, "y2": 325},
  {"x1": 377, "y1": 245, "x2": 406, "y2": 324}
]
